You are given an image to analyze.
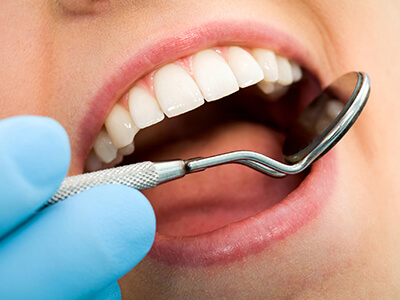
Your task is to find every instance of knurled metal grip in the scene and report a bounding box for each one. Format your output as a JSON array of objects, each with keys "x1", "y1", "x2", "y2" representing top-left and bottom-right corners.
[{"x1": 47, "y1": 161, "x2": 158, "y2": 205}]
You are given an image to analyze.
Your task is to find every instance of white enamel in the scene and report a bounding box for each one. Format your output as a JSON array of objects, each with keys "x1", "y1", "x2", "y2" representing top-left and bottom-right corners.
[
  {"x1": 128, "y1": 86, "x2": 165, "y2": 128},
  {"x1": 291, "y1": 61, "x2": 302, "y2": 82},
  {"x1": 85, "y1": 150, "x2": 103, "y2": 172},
  {"x1": 105, "y1": 103, "x2": 139, "y2": 149},
  {"x1": 118, "y1": 143, "x2": 135, "y2": 156},
  {"x1": 227, "y1": 46, "x2": 264, "y2": 88},
  {"x1": 252, "y1": 48, "x2": 279, "y2": 82},
  {"x1": 257, "y1": 82, "x2": 289, "y2": 101},
  {"x1": 193, "y1": 49, "x2": 239, "y2": 101},
  {"x1": 154, "y1": 63, "x2": 204, "y2": 117},
  {"x1": 87, "y1": 46, "x2": 304, "y2": 172},
  {"x1": 93, "y1": 129, "x2": 118, "y2": 163},
  {"x1": 276, "y1": 55, "x2": 293, "y2": 86}
]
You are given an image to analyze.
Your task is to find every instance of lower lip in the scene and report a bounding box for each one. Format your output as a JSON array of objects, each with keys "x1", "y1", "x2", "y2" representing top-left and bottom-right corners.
[{"x1": 148, "y1": 151, "x2": 336, "y2": 267}]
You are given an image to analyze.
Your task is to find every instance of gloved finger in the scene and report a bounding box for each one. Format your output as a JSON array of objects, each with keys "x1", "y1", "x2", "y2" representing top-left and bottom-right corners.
[
  {"x1": 0, "y1": 116, "x2": 70, "y2": 237},
  {"x1": 0, "y1": 184, "x2": 156, "y2": 300},
  {"x1": 90, "y1": 281, "x2": 121, "y2": 300}
]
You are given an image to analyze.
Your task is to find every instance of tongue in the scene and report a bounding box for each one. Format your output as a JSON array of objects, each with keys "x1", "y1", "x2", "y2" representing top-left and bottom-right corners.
[{"x1": 141, "y1": 121, "x2": 304, "y2": 237}]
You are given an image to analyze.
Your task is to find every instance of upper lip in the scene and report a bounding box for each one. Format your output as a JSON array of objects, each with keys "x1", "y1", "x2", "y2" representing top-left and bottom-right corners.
[{"x1": 75, "y1": 19, "x2": 329, "y2": 174}]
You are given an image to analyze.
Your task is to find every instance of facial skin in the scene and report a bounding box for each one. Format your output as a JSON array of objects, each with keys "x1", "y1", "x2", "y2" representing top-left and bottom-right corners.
[{"x1": 1, "y1": 1, "x2": 400, "y2": 298}]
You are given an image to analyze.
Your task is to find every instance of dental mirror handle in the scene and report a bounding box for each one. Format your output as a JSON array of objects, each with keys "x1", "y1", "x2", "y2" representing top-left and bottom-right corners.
[
  {"x1": 46, "y1": 161, "x2": 188, "y2": 205},
  {"x1": 47, "y1": 152, "x2": 287, "y2": 206}
]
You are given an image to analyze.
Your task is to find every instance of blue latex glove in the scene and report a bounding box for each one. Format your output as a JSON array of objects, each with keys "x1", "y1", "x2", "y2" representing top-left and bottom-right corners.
[{"x1": 0, "y1": 116, "x2": 156, "y2": 300}]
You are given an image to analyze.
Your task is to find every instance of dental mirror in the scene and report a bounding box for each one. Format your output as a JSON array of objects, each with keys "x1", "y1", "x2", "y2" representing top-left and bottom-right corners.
[
  {"x1": 49, "y1": 72, "x2": 370, "y2": 204},
  {"x1": 282, "y1": 72, "x2": 369, "y2": 164},
  {"x1": 185, "y1": 72, "x2": 370, "y2": 176}
]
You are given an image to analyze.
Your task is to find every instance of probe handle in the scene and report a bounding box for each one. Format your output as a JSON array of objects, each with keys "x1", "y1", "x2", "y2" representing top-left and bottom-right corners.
[{"x1": 47, "y1": 161, "x2": 159, "y2": 205}]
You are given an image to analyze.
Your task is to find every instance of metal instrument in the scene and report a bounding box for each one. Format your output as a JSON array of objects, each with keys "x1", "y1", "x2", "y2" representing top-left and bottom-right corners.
[{"x1": 48, "y1": 72, "x2": 370, "y2": 205}]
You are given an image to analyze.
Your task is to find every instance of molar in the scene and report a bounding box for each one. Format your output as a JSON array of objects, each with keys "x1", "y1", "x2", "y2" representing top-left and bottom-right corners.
[
  {"x1": 193, "y1": 49, "x2": 239, "y2": 101},
  {"x1": 128, "y1": 86, "x2": 165, "y2": 128},
  {"x1": 227, "y1": 46, "x2": 264, "y2": 88},
  {"x1": 154, "y1": 63, "x2": 204, "y2": 117},
  {"x1": 105, "y1": 103, "x2": 139, "y2": 148}
]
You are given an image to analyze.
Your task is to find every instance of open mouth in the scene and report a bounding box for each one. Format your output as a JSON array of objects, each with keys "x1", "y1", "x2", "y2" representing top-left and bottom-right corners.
[
  {"x1": 86, "y1": 46, "x2": 308, "y2": 171},
  {"x1": 82, "y1": 42, "x2": 331, "y2": 266}
]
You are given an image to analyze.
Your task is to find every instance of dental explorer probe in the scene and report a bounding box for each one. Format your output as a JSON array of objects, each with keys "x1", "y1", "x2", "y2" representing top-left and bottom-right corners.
[{"x1": 47, "y1": 72, "x2": 370, "y2": 205}]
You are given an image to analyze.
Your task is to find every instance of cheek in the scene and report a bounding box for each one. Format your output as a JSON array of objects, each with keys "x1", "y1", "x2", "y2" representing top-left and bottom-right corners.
[
  {"x1": 0, "y1": 1, "x2": 53, "y2": 118},
  {"x1": 56, "y1": 0, "x2": 110, "y2": 15}
]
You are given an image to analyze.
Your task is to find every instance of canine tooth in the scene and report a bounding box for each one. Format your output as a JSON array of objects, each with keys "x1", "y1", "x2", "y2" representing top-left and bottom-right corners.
[
  {"x1": 128, "y1": 86, "x2": 165, "y2": 128},
  {"x1": 105, "y1": 103, "x2": 139, "y2": 149},
  {"x1": 154, "y1": 63, "x2": 204, "y2": 117},
  {"x1": 85, "y1": 150, "x2": 103, "y2": 172},
  {"x1": 291, "y1": 61, "x2": 302, "y2": 82},
  {"x1": 193, "y1": 49, "x2": 239, "y2": 101},
  {"x1": 252, "y1": 48, "x2": 279, "y2": 82},
  {"x1": 93, "y1": 129, "x2": 118, "y2": 163},
  {"x1": 118, "y1": 143, "x2": 135, "y2": 156},
  {"x1": 276, "y1": 56, "x2": 293, "y2": 86},
  {"x1": 257, "y1": 82, "x2": 289, "y2": 101},
  {"x1": 227, "y1": 46, "x2": 264, "y2": 88}
]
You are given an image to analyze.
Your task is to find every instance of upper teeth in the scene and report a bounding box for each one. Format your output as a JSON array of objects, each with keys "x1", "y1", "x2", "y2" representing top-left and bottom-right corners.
[
  {"x1": 154, "y1": 63, "x2": 204, "y2": 117},
  {"x1": 193, "y1": 49, "x2": 239, "y2": 101},
  {"x1": 85, "y1": 45, "x2": 302, "y2": 172}
]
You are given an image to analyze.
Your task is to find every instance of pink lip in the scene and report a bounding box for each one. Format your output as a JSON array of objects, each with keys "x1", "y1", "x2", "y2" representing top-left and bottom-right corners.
[
  {"x1": 77, "y1": 20, "x2": 320, "y2": 172},
  {"x1": 149, "y1": 152, "x2": 335, "y2": 267}
]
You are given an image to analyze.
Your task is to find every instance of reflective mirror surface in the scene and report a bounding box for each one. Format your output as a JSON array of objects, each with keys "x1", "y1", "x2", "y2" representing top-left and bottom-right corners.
[{"x1": 283, "y1": 72, "x2": 366, "y2": 164}]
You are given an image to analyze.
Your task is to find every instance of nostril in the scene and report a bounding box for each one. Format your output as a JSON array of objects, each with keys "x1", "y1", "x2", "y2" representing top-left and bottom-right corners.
[{"x1": 57, "y1": 0, "x2": 110, "y2": 15}]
